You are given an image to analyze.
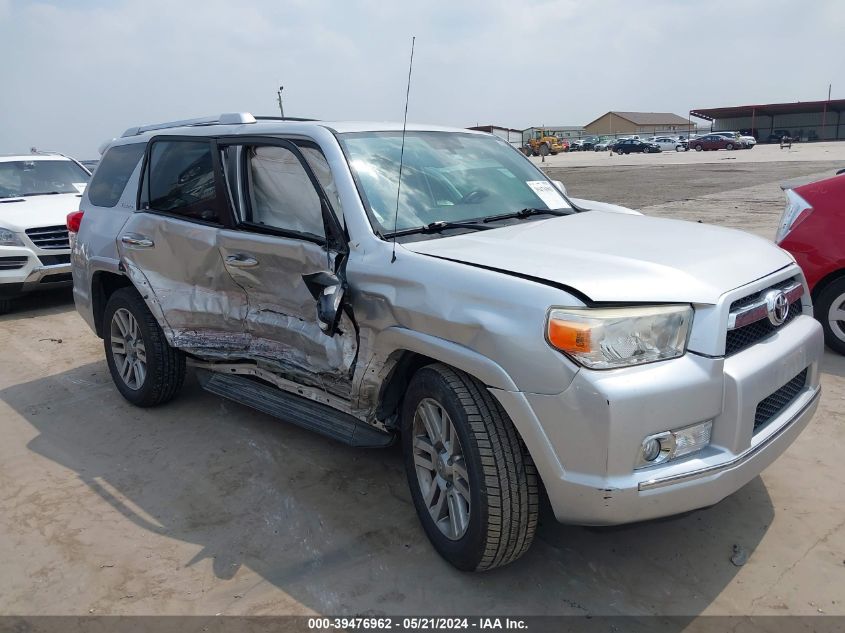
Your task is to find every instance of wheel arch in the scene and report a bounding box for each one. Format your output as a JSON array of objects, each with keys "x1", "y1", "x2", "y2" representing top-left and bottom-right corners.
[
  {"x1": 91, "y1": 270, "x2": 133, "y2": 338},
  {"x1": 810, "y1": 267, "x2": 845, "y2": 303}
]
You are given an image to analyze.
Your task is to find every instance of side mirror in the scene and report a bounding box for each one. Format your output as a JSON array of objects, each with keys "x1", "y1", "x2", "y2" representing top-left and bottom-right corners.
[
  {"x1": 302, "y1": 271, "x2": 346, "y2": 336},
  {"x1": 836, "y1": 168, "x2": 845, "y2": 176},
  {"x1": 552, "y1": 180, "x2": 567, "y2": 196}
]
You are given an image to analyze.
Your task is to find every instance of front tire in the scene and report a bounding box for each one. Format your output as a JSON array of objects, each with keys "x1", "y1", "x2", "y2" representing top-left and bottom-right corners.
[
  {"x1": 726, "y1": 143, "x2": 734, "y2": 150},
  {"x1": 695, "y1": 144, "x2": 703, "y2": 151},
  {"x1": 103, "y1": 287, "x2": 185, "y2": 407},
  {"x1": 815, "y1": 278, "x2": 845, "y2": 355},
  {"x1": 0, "y1": 298, "x2": 11, "y2": 315},
  {"x1": 401, "y1": 364, "x2": 539, "y2": 571}
]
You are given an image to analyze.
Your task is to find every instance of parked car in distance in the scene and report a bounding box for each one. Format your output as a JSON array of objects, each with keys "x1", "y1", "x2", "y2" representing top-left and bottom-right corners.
[
  {"x1": 581, "y1": 136, "x2": 599, "y2": 150},
  {"x1": 648, "y1": 136, "x2": 685, "y2": 152},
  {"x1": 776, "y1": 173, "x2": 845, "y2": 354},
  {"x1": 0, "y1": 153, "x2": 91, "y2": 313},
  {"x1": 613, "y1": 138, "x2": 662, "y2": 154},
  {"x1": 71, "y1": 113, "x2": 823, "y2": 571},
  {"x1": 689, "y1": 134, "x2": 741, "y2": 151},
  {"x1": 767, "y1": 129, "x2": 796, "y2": 144},
  {"x1": 714, "y1": 132, "x2": 751, "y2": 149},
  {"x1": 569, "y1": 140, "x2": 585, "y2": 151},
  {"x1": 594, "y1": 137, "x2": 615, "y2": 151}
]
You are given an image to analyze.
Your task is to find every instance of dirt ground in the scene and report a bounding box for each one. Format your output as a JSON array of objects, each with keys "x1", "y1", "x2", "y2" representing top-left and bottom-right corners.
[{"x1": 1, "y1": 149, "x2": 844, "y2": 618}]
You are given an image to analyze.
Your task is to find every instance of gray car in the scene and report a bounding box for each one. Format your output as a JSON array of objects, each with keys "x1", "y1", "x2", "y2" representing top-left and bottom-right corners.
[{"x1": 71, "y1": 113, "x2": 823, "y2": 571}]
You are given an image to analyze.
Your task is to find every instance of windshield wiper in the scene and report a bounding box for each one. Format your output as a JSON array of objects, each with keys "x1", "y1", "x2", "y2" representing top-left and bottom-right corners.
[
  {"x1": 482, "y1": 207, "x2": 571, "y2": 223},
  {"x1": 21, "y1": 191, "x2": 62, "y2": 197},
  {"x1": 385, "y1": 219, "x2": 495, "y2": 238}
]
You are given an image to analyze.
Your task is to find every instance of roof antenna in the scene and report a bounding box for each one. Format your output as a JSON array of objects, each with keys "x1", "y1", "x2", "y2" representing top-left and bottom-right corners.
[{"x1": 391, "y1": 36, "x2": 416, "y2": 263}]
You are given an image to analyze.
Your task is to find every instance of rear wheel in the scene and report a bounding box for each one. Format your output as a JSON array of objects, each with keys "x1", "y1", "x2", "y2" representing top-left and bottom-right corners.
[
  {"x1": 815, "y1": 278, "x2": 845, "y2": 355},
  {"x1": 104, "y1": 288, "x2": 186, "y2": 407},
  {"x1": 402, "y1": 364, "x2": 539, "y2": 571}
]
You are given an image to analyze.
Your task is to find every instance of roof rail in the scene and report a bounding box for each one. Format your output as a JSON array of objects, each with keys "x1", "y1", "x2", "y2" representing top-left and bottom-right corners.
[
  {"x1": 121, "y1": 112, "x2": 257, "y2": 138},
  {"x1": 253, "y1": 115, "x2": 318, "y2": 122}
]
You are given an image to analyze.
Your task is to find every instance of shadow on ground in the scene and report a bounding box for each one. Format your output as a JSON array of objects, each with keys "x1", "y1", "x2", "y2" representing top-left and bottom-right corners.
[{"x1": 0, "y1": 356, "x2": 778, "y2": 618}]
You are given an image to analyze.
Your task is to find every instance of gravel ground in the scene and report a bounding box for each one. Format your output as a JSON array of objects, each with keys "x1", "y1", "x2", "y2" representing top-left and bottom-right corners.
[{"x1": 1, "y1": 149, "x2": 844, "y2": 619}]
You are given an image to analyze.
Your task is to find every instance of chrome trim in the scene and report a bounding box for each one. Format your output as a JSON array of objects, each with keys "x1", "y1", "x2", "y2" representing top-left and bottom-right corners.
[
  {"x1": 727, "y1": 281, "x2": 803, "y2": 330},
  {"x1": 638, "y1": 386, "x2": 820, "y2": 491}
]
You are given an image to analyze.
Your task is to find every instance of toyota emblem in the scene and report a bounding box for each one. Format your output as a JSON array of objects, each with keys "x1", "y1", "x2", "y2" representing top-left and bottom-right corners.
[{"x1": 765, "y1": 290, "x2": 790, "y2": 326}]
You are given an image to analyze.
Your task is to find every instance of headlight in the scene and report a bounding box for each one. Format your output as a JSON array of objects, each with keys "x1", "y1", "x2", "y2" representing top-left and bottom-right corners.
[
  {"x1": 0, "y1": 227, "x2": 24, "y2": 247},
  {"x1": 546, "y1": 305, "x2": 693, "y2": 369}
]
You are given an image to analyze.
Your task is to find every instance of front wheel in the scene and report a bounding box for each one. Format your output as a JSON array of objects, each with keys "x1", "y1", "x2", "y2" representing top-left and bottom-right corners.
[
  {"x1": 104, "y1": 288, "x2": 186, "y2": 407},
  {"x1": 695, "y1": 144, "x2": 703, "y2": 151},
  {"x1": 726, "y1": 143, "x2": 734, "y2": 150},
  {"x1": 402, "y1": 364, "x2": 539, "y2": 571},
  {"x1": 815, "y1": 278, "x2": 845, "y2": 355}
]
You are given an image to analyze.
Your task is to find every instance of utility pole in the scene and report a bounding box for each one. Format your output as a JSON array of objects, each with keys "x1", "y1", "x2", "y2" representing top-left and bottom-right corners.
[{"x1": 277, "y1": 85, "x2": 285, "y2": 118}]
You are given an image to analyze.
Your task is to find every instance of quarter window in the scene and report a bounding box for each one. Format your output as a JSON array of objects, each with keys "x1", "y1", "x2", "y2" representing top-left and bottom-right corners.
[
  {"x1": 147, "y1": 140, "x2": 220, "y2": 222},
  {"x1": 87, "y1": 143, "x2": 145, "y2": 208}
]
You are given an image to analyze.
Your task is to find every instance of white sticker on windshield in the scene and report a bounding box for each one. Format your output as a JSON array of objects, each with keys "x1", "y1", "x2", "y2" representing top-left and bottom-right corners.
[
  {"x1": 526, "y1": 180, "x2": 568, "y2": 209},
  {"x1": 73, "y1": 183, "x2": 87, "y2": 193}
]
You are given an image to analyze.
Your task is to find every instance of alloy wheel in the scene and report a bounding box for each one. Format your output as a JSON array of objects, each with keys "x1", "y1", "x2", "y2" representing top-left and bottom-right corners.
[
  {"x1": 412, "y1": 398, "x2": 471, "y2": 540},
  {"x1": 110, "y1": 307, "x2": 147, "y2": 390},
  {"x1": 829, "y1": 292, "x2": 845, "y2": 342}
]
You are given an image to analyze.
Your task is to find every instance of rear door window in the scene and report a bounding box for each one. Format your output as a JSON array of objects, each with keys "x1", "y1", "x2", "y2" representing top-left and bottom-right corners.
[
  {"x1": 86, "y1": 143, "x2": 146, "y2": 207},
  {"x1": 145, "y1": 140, "x2": 222, "y2": 223}
]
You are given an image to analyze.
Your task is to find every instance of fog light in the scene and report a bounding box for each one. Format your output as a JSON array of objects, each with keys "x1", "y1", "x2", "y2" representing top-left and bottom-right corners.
[
  {"x1": 636, "y1": 421, "x2": 712, "y2": 469},
  {"x1": 642, "y1": 438, "x2": 662, "y2": 462}
]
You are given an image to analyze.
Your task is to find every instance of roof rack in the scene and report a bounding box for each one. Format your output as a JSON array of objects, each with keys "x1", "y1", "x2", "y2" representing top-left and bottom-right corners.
[{"x1": 120, "y1": 112, "x2": 258, "y2": 138}]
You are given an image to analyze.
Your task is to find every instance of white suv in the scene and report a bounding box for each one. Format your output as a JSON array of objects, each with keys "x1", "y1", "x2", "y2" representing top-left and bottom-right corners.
[{"x1": 0, "y1": 154, "x2": 91, "y2": 313}]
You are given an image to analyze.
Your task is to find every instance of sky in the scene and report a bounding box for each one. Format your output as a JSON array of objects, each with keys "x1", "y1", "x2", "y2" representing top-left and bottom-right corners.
[{"x1": 1, "y1": 0, "x2": 842, "y2": 158}]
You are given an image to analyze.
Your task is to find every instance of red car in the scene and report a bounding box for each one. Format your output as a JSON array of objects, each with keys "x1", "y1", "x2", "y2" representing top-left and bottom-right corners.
[
  {"x1": 689, "y1": 134, "x2": 742, "y2": 151},
  {"x1": 776, "y1": 172, "x2": 845, "y2": 354}
]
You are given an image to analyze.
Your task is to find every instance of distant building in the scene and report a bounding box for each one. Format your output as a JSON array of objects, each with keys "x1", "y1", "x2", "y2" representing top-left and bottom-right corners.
[
  {"x1": 584, "y1": 111, "x2": 694, "y2": 137},
  {"x1": 690, "y1": 99, "x2": 845, "y2": 142},
  {"x1": 467, "y1": 125, "x2": 523, "y2": 147}
]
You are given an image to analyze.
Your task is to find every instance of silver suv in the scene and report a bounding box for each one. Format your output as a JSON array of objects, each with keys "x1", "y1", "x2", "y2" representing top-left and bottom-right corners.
[{"x1": 71, "y1": 113, "x2": 823, "y2": 571}]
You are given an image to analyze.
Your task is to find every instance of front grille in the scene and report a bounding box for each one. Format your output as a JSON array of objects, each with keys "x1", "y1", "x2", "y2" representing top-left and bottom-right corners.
[
  {"x1": 37, "y1": 254, "x2": 71, "y2": 266},
  {"x1": 754, "y1": 368, "x2": 808, "y2": 433},
  {"x1": 725, "y1": 299, "x2": 802, "y2": 355},
  {"x1": 25, "y1": 225, "x2": 70, "y2": 250},
  {"x1": 0, "y1": 256, "x2": 28, "y2": 270}
]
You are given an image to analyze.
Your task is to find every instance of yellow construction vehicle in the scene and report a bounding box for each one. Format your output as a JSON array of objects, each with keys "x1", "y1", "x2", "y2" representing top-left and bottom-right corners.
[{"x1": 523, "y1": 130, "x2": 567, "y2": 157}]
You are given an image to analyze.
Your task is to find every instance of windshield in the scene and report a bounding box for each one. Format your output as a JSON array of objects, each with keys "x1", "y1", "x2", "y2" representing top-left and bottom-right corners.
[
  {"x1": 339, "y1": 131, "x2": 570, "y2": 235},
  {"x1": 0, "y1": 160, "x2": 91, "y2": 199}
]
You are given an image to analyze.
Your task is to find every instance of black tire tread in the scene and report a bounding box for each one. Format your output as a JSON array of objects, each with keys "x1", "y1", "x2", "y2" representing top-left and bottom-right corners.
[
  {"x1": 104, "y1": 287, "x2": 185, "y2": 407},
  {"x1": 425, "y1": 363, "x2": 539, "y2": 571},
  {"x1": 815, "y1": 278, "x2": 845, "y2": 355}
]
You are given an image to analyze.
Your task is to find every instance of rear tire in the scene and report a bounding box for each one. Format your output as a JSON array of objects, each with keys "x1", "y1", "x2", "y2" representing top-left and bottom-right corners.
[
  {"x1": 401, "y1": 364, "x2": 539, "y2": 571},
  {"x1": 103, "y1": 287, "x2": 185, "y2": 407},
  {"x1": 815, "y1": 278, "x2": 845, "y2": 355}
]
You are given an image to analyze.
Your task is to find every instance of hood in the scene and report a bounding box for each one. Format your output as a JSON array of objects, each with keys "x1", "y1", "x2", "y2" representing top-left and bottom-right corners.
[
  {"x1": 403, "y1": 211, "x2": 793, "y2": 304},
  {"x1": 0, "y1": 192, "x2": 82, "y2": 231}
]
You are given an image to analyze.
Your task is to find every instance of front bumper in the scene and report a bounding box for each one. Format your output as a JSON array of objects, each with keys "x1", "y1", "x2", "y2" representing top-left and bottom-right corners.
[
  {"x1": 493, "y1": 314, "x2": 824, "y2": 525},
  {"x1": 0, "y1": 245, "x2": 72, "y2": 298}
]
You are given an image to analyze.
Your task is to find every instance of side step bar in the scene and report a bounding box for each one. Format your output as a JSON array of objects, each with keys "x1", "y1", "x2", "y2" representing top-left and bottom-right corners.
[{"x1": 197, "y1": 370, "x2": 394, "y2": 448}]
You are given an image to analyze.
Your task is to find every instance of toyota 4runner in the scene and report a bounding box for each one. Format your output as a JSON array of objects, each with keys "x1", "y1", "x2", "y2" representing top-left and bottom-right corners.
[{"x1": 71, "y1": 113, "x2": 823, "y2": 571}]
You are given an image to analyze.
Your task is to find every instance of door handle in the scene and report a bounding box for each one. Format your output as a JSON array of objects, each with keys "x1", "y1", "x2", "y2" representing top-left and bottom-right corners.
[
  {"x1": 225, "y1": 253, "x2": 259, "y2": 268},
  {"x1": 121, "y1": 234, "x2": 154, "y2": 248}
]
